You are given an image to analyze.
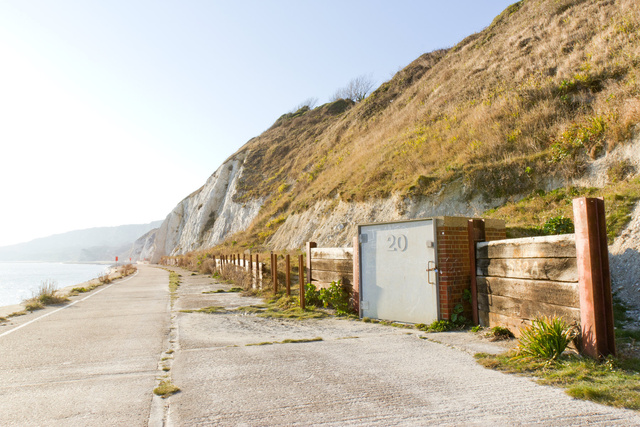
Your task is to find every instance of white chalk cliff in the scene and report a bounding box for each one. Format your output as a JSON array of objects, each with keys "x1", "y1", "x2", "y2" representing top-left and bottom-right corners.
[{"x1": 136, "y1": 153, "x2": 263, "y2": 263}]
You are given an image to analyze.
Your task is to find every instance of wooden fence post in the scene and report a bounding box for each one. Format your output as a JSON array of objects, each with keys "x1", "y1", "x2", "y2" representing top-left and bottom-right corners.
[
  {"x1": 306, "y1": 241, "x2": 317, "y2": 286},
  {"x1": 299, "y1": 254, "x2": 305, "y2": 309},
  {"x1": 573, "y1": 197, "x2": 616, "y2": 358},
  {"x1": 352, "y1": 236, "x2": 360, "y2": 314},
  {"x1": 286, "y1": 254, "x2": 291, "y2": 296},
  {"x1": 467, "y1": 219, "x2": 486, "y2": 325}
]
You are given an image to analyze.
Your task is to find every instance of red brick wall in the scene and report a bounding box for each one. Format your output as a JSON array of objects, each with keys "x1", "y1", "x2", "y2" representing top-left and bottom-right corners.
[{"x1": 436, "y1": 218, "x2": 505, "y2": 321}]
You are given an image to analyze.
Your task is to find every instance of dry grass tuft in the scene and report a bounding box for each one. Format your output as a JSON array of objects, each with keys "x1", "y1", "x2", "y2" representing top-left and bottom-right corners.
[
  {"x1": 153, "y1": 380, "x2": 180, "y2": 398},
  {"x1": 23, "y1": 279, "x2": 69, "y2": 311},
  {"x1": 118, "y1": 264, "x2": 137, "y2": 277}
]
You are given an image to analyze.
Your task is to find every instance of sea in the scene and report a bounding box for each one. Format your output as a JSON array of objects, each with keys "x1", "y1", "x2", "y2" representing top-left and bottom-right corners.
[{"x1": 0, "y1": 262, "x2": 111, "y2": 308}]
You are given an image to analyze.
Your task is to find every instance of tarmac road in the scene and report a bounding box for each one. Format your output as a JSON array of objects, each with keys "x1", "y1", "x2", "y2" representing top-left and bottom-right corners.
[{"x1": 0, "y1": 265, "x2": 169, "y2": 426}]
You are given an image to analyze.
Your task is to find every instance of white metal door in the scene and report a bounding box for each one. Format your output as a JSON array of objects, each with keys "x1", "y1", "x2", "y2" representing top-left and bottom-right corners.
[{"x1": 359, "y1": 219, "x2": 438, "y2": 324}]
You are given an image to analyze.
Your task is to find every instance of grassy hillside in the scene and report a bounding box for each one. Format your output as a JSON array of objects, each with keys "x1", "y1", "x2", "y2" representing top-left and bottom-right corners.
[{"x1": 216, "y1": 0, "x2": 639, "y2": 250}]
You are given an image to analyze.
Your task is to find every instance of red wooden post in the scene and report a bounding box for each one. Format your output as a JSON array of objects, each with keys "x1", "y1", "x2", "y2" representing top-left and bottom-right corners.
[
  {"x1": 299, "y1": 254, "x2": 305, "y2": 309},
  {"x1": 285, "y1": 254, "x2": 291, "y2": 296},
  {"x1": 352, "y1": 236, "x2": 360, "y2": 314},
  {"x1": 467, "y1": 219, "x2": 486, "y2": 325},
  {"x1": 573, "y1": 197, "x2": 616, "y2": 358}
]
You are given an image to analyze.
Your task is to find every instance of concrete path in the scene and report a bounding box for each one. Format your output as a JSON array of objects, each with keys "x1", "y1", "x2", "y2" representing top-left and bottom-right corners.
[
  {"x1": 0, "y1": 265, "x2": 169, "y2": 426},
  {"x1": 165, "y1": 267, "x2": 640, "y2": 427},
  {"x1": 2, "y1": 265, "x2": 640, "y2": 426}
]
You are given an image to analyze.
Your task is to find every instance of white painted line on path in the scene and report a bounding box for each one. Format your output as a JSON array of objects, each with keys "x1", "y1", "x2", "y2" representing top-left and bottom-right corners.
[{"x1": 0, "y1": 271, "x2": 139, "y2": 339}]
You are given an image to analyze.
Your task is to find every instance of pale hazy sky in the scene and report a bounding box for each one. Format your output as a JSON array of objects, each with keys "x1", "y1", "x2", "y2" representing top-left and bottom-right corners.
[{"x1": 0, "y1": 0, "x2": 514, "y2": 247}]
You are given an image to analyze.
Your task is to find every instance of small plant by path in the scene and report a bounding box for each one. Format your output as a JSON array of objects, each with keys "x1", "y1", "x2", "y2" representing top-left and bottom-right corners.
[
  {"x1": 202, "y1": 287, "x2": 242, "y2": 294},
  {"x1": 415, "y1": 320, "x2": 457, "y2": 332},
  {"x1": 168, "y1": 271, "x2": 181, "y2": 306},
  {"x1": 23, "y1": 280, "x2": 69, "y2": 311},
  {"x1": 304, "y1": 281, "x2": 355, "y2": 316},
  {"x1": 487, "y1": 326, "x2": 515, "y2": 341},
  {"x1": 153, "y1": 380, "x2": 180, "y2": 398},
  {"x1": 516, "y1": 316, "x2": 577, "y2": 360},
  {"x1": 245, "y1": 337, "x2": 323, "y2": 346}
]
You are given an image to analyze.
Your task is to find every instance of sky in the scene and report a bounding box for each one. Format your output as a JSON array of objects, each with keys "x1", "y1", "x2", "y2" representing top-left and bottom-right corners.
[{"x1": 0, "y1": 0, "x2": 515, "y2": 247}]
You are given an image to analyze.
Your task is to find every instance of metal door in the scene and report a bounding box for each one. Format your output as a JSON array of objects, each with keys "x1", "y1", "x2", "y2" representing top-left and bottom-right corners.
[{"x1": 359, "y1": 219, "x2": 438, "y2": 324}]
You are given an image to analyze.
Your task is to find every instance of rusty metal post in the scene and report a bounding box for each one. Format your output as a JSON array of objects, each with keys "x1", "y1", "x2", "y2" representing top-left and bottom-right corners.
[
  {"x1": 299, "y1": 254, "x2": 305, "y2": 309},
  {"x1": 306, "y1": 241, "x2": 317, "y2": 286},
  {"x1": 286, "y1": 254, "x2": 291, "y2": 296},
  {"x1": 352, "y1": 236, "x2": 360, "y2": 315},
  {"x1": 573, "y1": 197, "x2": 616, "y2": 358},
  {"x1": 255, "y1": 254, "x2": 260, "y2": 289},
  {"x1": 467, "y1": 219, "x2": 486, "y2": 325},
  {"x1": 271, "y1": 252, "x2": 278, "y2": 293}
]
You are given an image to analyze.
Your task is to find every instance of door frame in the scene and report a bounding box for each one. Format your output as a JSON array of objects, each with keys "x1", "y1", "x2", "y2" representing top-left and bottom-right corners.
[{"x1": 357, "y1": 218, "x2": 440, "y2": 323}]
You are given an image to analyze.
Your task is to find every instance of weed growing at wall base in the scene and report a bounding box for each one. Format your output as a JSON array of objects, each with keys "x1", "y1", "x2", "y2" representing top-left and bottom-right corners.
[
  {"x1": 304, "y1": 281, "x2": 355, "y2": 316},
  {"x1": 516, "y1": 316, "x2": 577, "y2": 360}
]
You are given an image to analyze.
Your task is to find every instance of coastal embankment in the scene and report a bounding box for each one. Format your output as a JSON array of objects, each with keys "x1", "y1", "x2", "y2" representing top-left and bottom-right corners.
[{"x1": 0, "y1": 264, "x2": 132, "y2": 320}]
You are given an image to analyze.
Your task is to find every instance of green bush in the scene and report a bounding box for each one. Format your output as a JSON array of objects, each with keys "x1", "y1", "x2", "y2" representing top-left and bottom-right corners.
[
  {"x1": 304, "y1": 283, "x2": 322, "y2": 307},
  {"x1": 542, "y1": 216, "x2": 575, "y2": 235},
  {"x1": 516, "y1": 316, "x2": 577, "y2": 360},
  {"x1": 304, "y1": 281, "x2": 354, "y2": 316}
]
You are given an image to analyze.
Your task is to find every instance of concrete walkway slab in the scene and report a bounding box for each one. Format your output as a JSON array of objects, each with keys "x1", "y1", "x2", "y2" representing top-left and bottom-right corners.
[
  {"x1": 164, "y1": 267, "x2": 640, "y2": 426},
  {"x1": 0, "y1": 266, "x2": 169, "y2": 427}
]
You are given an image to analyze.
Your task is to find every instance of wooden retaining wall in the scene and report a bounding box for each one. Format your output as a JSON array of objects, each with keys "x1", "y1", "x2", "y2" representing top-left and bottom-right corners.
[
  {"x1": 476, "y1": 234, "x2": 580, "y2": 334},
  {"x1": 307, "y1": 244, "x2": 353, "y2": 290}
]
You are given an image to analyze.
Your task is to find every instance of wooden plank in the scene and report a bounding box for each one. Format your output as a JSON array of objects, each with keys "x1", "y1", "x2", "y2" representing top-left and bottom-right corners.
[
  {"x1": 310, "y1": 270, "x2": 352, "y2": 285},
  {"x1": 477, "y1": 277, "x2": 579, "y2": 308},
  {"x1": 310, "y1": 247, "x2": 353, "y2": 260},
  {"x1": 477, "y1": 235, "x2": 576, "y2": 259},
  {"x1": 478, "y1": 310, "x2": 531, "y2": 337},
  {"x1": 311, "y1": 258, "x2": 353, "y2": 274},
  {"x1": 477, "y1": 293, "x2": 581, "y2": 323},
  {"x1": 477, "y1": 257, "x2": 578, "y2": 282}
]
